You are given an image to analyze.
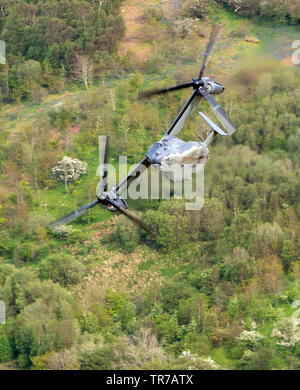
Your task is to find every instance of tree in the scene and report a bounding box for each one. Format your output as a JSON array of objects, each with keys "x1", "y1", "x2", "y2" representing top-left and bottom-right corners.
[
  {"x1": 144, "y1": 200, "x2": 189, "y2": 252},
  {"x1": 39, "y1": 254, "x2": 85, "y2": 286},
  {"x1": 220, "y1": 247, "x2": 253, "y2": 284},
  {"x1": 182, "y1": 0, "x2": 213, "y2": 19},
  {"x1": 236, "y1": 330, "x2": 265, "y2": 350},
  {"x1": 0, "y1": 64, "x2": 10, "y2": 101},
  {"x1": 272, "y1": 318, "x2": 300, "y2": 349},
  {"x1": 252, "y1": 222, "x2": 283, "y2": 256},
  {"x1": 0, "y1": 328, "x2": 12, "y2": 363},
  {"x1": 197, "y1": 198, "x2": 225, "y2": 240},
  {"x1": 73, "y1": 55, "x2": 92, "y2": 90},
  {"x1": 281, "y1": 239, "x2": 297, "y2": 272},
  {"x1": 236, "y1": 342, "x2": 281, "y2": 370},
  {"x1": 14, "y1": 281, "x2": 78, "y2": 362},
  {"x1": 0, "y1": 0, "x2": 126, "y2": 102},
  {"x1": 114, "y1": 215, "x2": 141, "y2": 252},
  {"x1": 51, "y1": 156, "x2": 87, "y2": 192}
]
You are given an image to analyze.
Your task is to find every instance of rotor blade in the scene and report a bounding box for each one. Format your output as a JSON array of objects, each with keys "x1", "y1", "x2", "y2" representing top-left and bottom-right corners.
[
  {"x1": 198, "y1": 111, "x2": 227, "y2": 136},
  {"x1": 49, "y1": 199, "x2": 99, "y2": 230},
  {"x1": 202, "y1": 92, "x2": 237, "y2": 135},
  {"x1": 98, "y1": 135, "x2": 109, "y2": 194},
  {"x1": 112, "y1": 202, "x2": 156, "y2": 234},
  {"x1": 139, "y1": 82, "x2": 193, "y2": 99},
  {"x1": 198, "y1": 25, "x2": 222, "y2": 79}
]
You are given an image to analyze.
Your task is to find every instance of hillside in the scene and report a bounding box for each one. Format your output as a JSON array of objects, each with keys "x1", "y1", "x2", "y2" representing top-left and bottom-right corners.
[{"x1": 0, "y1": 0, "x2": 300, "y2": 370}]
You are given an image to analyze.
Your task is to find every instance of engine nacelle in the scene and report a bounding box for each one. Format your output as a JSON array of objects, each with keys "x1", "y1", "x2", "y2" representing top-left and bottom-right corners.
[
  {"x1": 202, "y1": 77, "x2": 225, "y2": 94},
  {"x1": 146, "y1": 136, "x2": 209, "y2": 181}
]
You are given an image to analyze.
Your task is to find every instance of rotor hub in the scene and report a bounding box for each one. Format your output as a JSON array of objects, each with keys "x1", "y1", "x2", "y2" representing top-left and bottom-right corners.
[
  {"x1": 192, "y1": 78, "x2": 204, "y2": 89},
  {"x1": 97, "y1": 191, "x2": 128, "y2": 212}
]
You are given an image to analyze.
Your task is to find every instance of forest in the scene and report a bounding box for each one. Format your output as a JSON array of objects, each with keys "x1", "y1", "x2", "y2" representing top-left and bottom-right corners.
[{"x1": 0, "y1": 0, "x2": 299, "y2": 370}]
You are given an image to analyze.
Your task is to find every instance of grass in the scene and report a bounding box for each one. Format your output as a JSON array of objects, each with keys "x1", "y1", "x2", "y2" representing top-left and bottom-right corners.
[{"x1": 210, "y1": 347, "x2": 237, "y2": 369}]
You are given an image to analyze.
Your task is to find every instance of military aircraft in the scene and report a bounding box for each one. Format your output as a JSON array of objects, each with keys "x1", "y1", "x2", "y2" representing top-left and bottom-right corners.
[{"x1": 50, "y1": 25, "x2": 236, "y2": 234}]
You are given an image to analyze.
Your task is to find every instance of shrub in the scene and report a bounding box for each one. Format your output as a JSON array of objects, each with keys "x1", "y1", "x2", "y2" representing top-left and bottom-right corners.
[
  {"x1": 144, "y1": 200, "x2": 189, "y2": 252},
  {"x1": 182, "y1": 0, "x2": 215, "y2": 19},
  {"x1": 39, "y1": 254, "x2": 85, "y2": 286},
  {"x1": 173, "y1": 19, "x2": 193, "y2": 39},
  {"x1": 144, "y1": 6, "x2": 164, "y2": 23},
  {"x1": 114, "y1": 215, "x2": 141, "y2": 252},
  {"x1": 52, "y1": 224, "x2": 75, "y2": 239}
]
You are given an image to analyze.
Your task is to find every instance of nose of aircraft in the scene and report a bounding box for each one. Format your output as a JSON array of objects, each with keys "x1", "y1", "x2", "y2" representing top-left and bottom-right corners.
[{"x1": 146, "y1": 141, "x2": 165, "y2": 164}]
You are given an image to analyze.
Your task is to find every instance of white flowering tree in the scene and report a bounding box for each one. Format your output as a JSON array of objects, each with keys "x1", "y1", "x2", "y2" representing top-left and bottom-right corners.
[
  {"x1": 272, "y1": 318, "x2": 300, "y2": 349},
  {"x1": 236, "y1": 330, "x2": 265, "y2": 350},
  {"x1": 51, "y1": 156, "x2": 87, "y2": 192},
  {"x1": 52, "y1": 224, "x2": 75, "y2": 239},
  {"x1": 179, "y1": 350, "x2": 221, "y2": 370},
  {"x1": 174, "y1": 18, "x2": 193, "y2": 38}
]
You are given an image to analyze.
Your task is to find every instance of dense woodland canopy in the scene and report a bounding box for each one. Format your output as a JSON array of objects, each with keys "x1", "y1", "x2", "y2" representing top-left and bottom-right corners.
[
  {"x1": 220, "y1": 0, "x2": 300, "y2": 23},
  {"x1": 0, "y1": 0, "x2": 125, "y2": 101},
  {"x1": 0, "y1": 0, "x2": 299, "y2": 370}
]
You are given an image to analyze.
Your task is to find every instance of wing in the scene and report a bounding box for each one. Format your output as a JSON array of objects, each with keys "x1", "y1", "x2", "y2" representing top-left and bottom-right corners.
[
  {"x1": 113, "y1": 157, "x2": 151, "y2": 196},
  {"x1": 166, "y1": 90, "x2": 202, "y2": 138}
]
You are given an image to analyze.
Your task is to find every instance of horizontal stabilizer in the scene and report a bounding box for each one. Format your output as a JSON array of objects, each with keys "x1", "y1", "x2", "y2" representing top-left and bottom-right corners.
[{"x1": 198, "y1": 111, "x2": 227, "y2": 136}]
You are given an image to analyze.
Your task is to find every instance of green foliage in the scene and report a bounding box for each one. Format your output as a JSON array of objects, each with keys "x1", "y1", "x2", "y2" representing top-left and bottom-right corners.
[
  {"x1": 155, "y1": 313, "x2": 180, "y2": 344},
  {"x1": 0, "y1": 0, "x2": 125, "y2": 102},
  {"x1": 295, "y1": 343, "x2": 300, "y2": 359},
  {"x1": 39, "y1": 254, "x2": 85, "y2": 286},
  {"x1": 145, "y1": 200, "x2": 189, "y2": 252},
  {"x1": 144, "y1": 6, "x2": 164, "y2": 23},
  {"x1": 251, "y1": 222, "x2": 283, "y2": 256},
  {"x1": 220, "y1": 247, "x2": 253, "y2": 284},
  {"x1": 14, "y1": 282, "x2": 77, "y2": 359},
  {"x1": 0, "y1": 233, "x2": 18, "y2": 256},
  {"x1": 160, "y1": 279, "x2": 196, "y2": 313},
  {"x1": 104, "y1": 290, "x2": 137, "y2": 333},
  {"x1": 0, "y1": 328, "x2": 13, "y2": 363},
  {"x1": 220, "y1": 0, "x2": 300, "y2": 23},
  {"x1": 80, "y1": 312, "x2": 100, "y2": 334},
  {"x1": 281, "y1": 239, "x2": 297, "y2": 272},
  {"x1": 79, "y1": 344, "x2": 117, "y2": 370},
  {"x1": 14, "y1": 241, "x2": 39, "y2": 263},
  {"x1": 114, "y1": 216, "x2": 141, "y2": 252},
  {"x1": 182, "y1": 0, "x2": 217, "y2": 20}
]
